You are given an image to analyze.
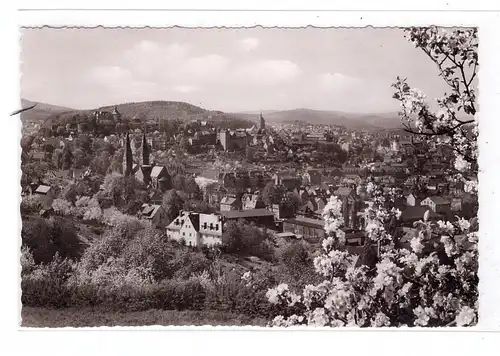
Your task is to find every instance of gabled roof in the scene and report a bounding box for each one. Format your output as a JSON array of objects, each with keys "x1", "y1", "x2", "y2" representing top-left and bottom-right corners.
[
  {"x1": 151, "y1": 165, "x2": 167, "y2": 178},
  {"x1": 141, "y1": 204, "x2": 162, "y2": 219},
  {"x1": 186, "y1": 213, "x2": 200, "y2": 232},
  {"x1": 221, "y1": 196, "x2": 238, "y2": 205}
]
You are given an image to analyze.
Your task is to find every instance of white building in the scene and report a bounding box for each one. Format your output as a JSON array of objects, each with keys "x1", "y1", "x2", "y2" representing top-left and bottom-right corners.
[
  {"x1": 166, "y1": 211, "x2": 223, "y2": 247},
  {"x1": 198, "y1": 213, "x2": 223, "y2": 247},
  {"x1": 420, "y1": 196, "x2": 450, "y2": 213}
]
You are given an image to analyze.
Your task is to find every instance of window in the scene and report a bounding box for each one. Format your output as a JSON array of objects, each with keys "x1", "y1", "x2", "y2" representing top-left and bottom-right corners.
[
  {"x1": 189, "y1": 233, "x2": 192, "y2": 237},
  {"x1": 183, "y1": 232, "x2": 185, "y2": 236}
]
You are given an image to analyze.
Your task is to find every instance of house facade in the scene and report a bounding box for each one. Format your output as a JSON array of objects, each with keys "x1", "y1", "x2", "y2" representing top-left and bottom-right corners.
[
  {"x1": 198, "y1": 213, "x2": 224, "y2": 247},
  {"x1": 283, "y1": 216, "x2": 325, "y2": 242},
  {"x1": 166, "y1": 211, "x2": 201, "y2": 246},
  {"x1": 420, "y1": 196, "x2": 451, "y2": 213},
  {"x1": 167, "y1": 211, "x2": 224, "y2": 247},
  {"x1": 140, "y1": 204, "x2": 167, "y2": 228}
]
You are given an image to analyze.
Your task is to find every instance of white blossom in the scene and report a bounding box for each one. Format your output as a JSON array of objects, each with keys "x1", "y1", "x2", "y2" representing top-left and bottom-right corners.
[{"x1": 456, "y1": 306, "x2": 476, "y2": 326}]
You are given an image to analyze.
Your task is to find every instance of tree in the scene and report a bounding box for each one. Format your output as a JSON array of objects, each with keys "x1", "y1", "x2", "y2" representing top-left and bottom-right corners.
[
  {"x1": 162, "y1": 189, "x2": 185, "y2": 223},
  {"x1": 22, "y1": 217, "x2": 82, "y2": 264},
  {"x1": 221, "y1": 220, "x2": 274, "y2": 260},
  {"x1": 75, "y1": 134, "x2": 92, "y2": 154},
  {"x1": 262, "y1": 182, "x2": 282, "y2": 207},
  {"x1": 280, "y1": 192, "x2": 302, "y2": 217},
  {"x1": 392, "y1": 27, "x2": 478, "y2": 184},
  {"x1": 264, "y1": 27, "x2": 478, "y2": 328},
  {"x1": 109, "y1": 148, "x2": 124, "y2": 173},
  {"x1": 43, "y1": 143, "x2": 55, "y2": 159},
  {"x1": 21, "y1": 135, "x2": 35, "y2": 153},
  {"x1": 56, "y1": 126, "x2": 66, "y2": 137},
  {"x1": 101, "y1": 173, "x2": 146, "y2": 209},
  {"x1": 73, "y1": 148, "x2": 87, "y2": 169},
  {"x1": 91, "y1": 151, "x2": 111, "y2": 175},
  {"x1": 172, "y1": 173, "x2": 186, "y2": 191},
  {"x1": 61, "y1": 146, "x2": 74, "y2": 170},
  {"x1": 184, "y1": 176, "x2": 201, "y2": 199}
]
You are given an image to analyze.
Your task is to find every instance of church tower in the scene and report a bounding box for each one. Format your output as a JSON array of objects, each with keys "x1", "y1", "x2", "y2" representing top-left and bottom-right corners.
[
  {"x1": 259, "y1": 112, "x2": 266, "y2": 131},
  {"x1": 140, "y1": 132, "x2": 153, "y2": 186},
  {"x1": 112, "y1": 106, "x2": 122, "y2": 123},
  {"x1": 123, "y1": 132, "x2": 133, "y2": 176}
]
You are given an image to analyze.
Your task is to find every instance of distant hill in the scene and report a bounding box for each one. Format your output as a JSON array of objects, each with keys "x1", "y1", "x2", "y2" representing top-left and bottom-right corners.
[
  {"x1": 20, "y1": 99, "x2": 74, "y2": 122},
  {"x1": 22, "y1": 99, "x2": 255, "y2": 130},
  {"x1": 231, "y1": 108, "x2": 404, "y2": 131}
]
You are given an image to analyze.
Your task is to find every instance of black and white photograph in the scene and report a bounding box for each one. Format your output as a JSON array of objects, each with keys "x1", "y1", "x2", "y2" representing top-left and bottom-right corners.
[{"x1": 18, "y1": 25, "x2": 479, "y2": 328}]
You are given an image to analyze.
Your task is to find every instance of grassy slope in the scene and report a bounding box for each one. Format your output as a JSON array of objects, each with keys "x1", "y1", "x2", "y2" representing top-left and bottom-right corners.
[{"x1": 21, "y1": 307, "x2": 268, "y2": 328}]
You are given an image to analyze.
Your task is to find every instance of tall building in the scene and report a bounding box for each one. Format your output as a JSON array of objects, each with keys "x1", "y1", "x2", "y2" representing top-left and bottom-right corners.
[
  {"x1": 123, "y1": 133, "x2": 133, "y2": 176},
  {"x1": 140, "y1": 133, "x2": 153, "y2": 186},
  {"x1": 259, "y1": 112, "x2": 266, "y2": 131},
  {"x1": 112, "y1": 106, "x2": 122, "y2": 123}
]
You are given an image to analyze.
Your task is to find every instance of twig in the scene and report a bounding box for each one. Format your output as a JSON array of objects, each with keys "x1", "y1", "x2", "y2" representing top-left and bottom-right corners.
[{"x1": 11, "y1": 103, "x2": 37, "y2": 116}]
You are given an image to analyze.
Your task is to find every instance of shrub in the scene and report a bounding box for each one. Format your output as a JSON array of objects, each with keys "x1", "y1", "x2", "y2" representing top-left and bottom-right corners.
[
  {"x1": 21, "y1": 253, "x2": 74, "y2": 308},
  {"x1": 52, "y1": 198, "x2": 74, "y2": 216},
  {"x1": 221, "y1": 220, "x2": 275, "y2": 261},
  {"x1": 22, "y1": 217, "x2": 82, "y2": 264}
]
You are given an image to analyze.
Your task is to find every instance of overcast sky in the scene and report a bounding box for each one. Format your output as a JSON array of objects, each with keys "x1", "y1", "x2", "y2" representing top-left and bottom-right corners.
[{"x1": 21, "y1": 27, "x2": 450, "y2": 113}]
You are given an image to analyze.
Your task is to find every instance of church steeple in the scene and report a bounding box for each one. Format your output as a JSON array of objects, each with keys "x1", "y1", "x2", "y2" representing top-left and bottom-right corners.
[
  {"x1": 142, "y1": 132, "x2": 150, "y2": 166},
  {"x1": 123, "y1": 132, "x2": 133, "y2": 176},
  {"x1": 140, "y1": 130, "x2": 153, "y2": 186},
  {"x1": 259, "y1": 112, "x2": 266, "y2": 131}
]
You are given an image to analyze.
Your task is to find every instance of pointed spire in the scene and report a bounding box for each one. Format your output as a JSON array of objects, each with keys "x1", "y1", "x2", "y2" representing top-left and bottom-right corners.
[
  {"x1": 123, "y1": 132, "x2": 133, "y2": 176},
  {"x1": 142, "y1": 132, "x2": 150, "y2": 166}
]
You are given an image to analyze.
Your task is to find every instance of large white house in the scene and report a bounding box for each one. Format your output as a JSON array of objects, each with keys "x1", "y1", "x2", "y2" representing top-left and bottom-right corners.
[
  {"x1": 166, "y1": 211, "x2": 223, "y2": 247},
  {"x1": 198, "y1": 213, "x2": 223, "y2": 247}
]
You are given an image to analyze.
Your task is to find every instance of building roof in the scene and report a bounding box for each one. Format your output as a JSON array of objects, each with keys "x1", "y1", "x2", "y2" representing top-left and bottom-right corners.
[
  {"x1": 401, "y1": 206, "x2": 442, "y2": 222},
  {"x1": 424, "y1": 196, "x2": 450, "y2": 205},
  {"x1": 34, "y1": 185, "x2": 52, "y2": 194},
  {"x1": 151, "y1": 165, "x2": 167, "y2": 178},
  {"x1": 220, "y1": 196, "x2": 238, "y2": 205},
  {"x1": 285, "y1": 216, "x2": 325, "y2": 229},
  {"x1": 276, "y1": 232, "x2": 298, "y2": 239},
  {"x1": 306, "y1": 169, "x2": 321, "y2": 176},
  {"x1": 186, "y1": 213, "x2": 200, "y2": 232},
  {"x1": 141, "y1": 204, "x2": 162, "y2": 219},
  {"x1": 220, "y1": 208, "x2": 275, "y2": 219}
]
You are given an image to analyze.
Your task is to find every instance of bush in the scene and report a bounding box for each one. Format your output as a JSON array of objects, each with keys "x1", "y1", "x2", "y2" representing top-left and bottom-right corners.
[
  {"x1": 21, "y1": 253, "x2": 74, "y2": 308},
  {"x1": 20, "y1": 195, "x2": 42, "y2": 215},
  {"x1": 221, "y1": 220, "x2": 275, "y2": 261},
  {"x1": 52, "y1": 198, "x2": 74, "y2": 216},
  {"x1": 22, "y1": 217, "x2": 82, "y2": 264}
]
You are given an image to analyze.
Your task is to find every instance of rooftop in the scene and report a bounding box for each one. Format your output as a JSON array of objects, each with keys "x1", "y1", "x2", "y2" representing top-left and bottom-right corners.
[
  {"x1": 34, "y1": 185, "x2": 52, "y2": 194},
  {"x1": 220, "y1": 208, "x2": 275, "y2": 219},
  {"x1": 425, "y1": 196, "x2": 450, "y2": 205},
  {"x1": 285, "y1": 216, "x2": 325, "y2": 229},
  {"x1": 401, "y1": 206, "x2": 442, "y2": 222}
]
